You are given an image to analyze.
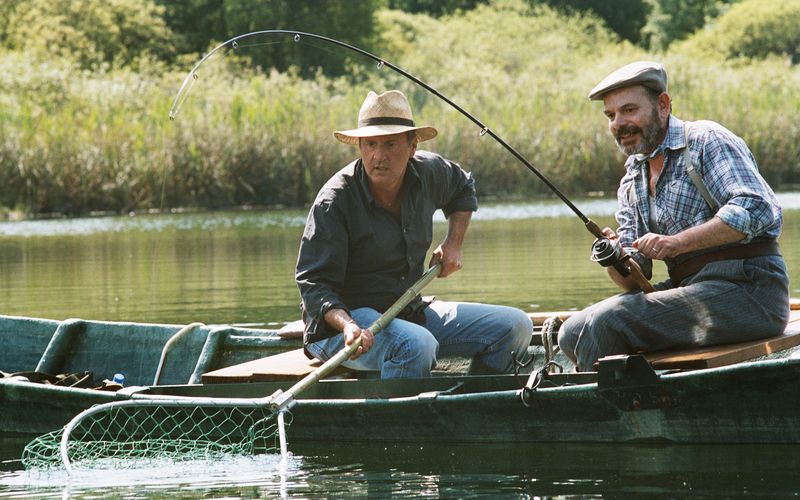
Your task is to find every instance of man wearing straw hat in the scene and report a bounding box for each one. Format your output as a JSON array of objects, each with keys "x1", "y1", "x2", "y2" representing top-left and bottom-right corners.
[
  {"x1": 296, "y1": 90, "x2": 532, "y2": 379},
  {"x1": 557, "y1": 61, "x2": 789, "y2": 371}
]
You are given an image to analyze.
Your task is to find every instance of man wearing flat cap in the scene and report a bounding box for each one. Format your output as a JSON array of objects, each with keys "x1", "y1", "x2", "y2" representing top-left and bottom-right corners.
[
  {"x1": 558, "y1": 61, "x2": 789, "y2": 371},
  {"x1": 296, "y1": 90, "x2": 532, "y2": 378}
]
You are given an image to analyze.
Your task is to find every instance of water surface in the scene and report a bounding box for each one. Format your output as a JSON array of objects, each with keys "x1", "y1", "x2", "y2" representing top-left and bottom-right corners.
[{"x1": 1, "y1": 196, "x2": 799, "y2": 497}]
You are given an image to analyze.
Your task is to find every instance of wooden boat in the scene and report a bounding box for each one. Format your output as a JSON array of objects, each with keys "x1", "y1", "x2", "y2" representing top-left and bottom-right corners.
[{"x1": 4, "y1": 300, "x2": 800, "y2": 444}]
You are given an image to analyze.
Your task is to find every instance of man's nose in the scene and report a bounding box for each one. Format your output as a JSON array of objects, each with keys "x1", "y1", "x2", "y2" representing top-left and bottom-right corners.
[{"x1": 375, "y1": 144, "x2": 390, "y2": 159}]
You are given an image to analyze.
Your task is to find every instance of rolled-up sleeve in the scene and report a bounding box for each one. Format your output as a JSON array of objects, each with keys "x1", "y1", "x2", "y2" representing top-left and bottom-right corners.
[
  {"x1": 699, "y1": 128, "x2": 782, "y2": 242},
  {"x1": 436, "y1": 157, "x2": 478, "y2": 216}
]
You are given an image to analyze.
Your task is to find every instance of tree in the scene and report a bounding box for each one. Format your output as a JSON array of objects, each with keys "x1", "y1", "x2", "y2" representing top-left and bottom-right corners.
[
  {"x1": 680, "y1": 0, "x2": 800, "y2": 63},
  {"x1": 642, "y1": 0, "x2": 738, "y2": 50},
  {"x1": 1, "y1": 0, "x2": 177, "y2": 69},
  {"x1": 159, "y1": 0, "x2": 384, "y2": 77},
  {"x1": 536, "y1": 0, "x2": 650, "y2": 45},
  {"x1": 387, "y1": 0, "x2": 487, "y2": 16}
]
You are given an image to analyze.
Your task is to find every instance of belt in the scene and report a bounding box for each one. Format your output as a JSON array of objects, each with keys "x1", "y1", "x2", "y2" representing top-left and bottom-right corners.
[{"x1": 668, "y1": 239, "x2": 781, "y2": 284}]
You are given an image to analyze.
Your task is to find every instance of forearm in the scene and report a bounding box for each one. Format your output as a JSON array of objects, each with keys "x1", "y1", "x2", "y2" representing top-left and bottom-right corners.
[
  {"x1": 431, "y1": 210, "x2": 472, "y2": 278},
  {"x1": 323, "y1": 308, "x2": 357, "y2": 332},
  {"x1": 673, "y1": 216, "x2": 746, "y2": 253},
  {"x1": 444, "y1": 210, "x2": 472, "y2": 247}
]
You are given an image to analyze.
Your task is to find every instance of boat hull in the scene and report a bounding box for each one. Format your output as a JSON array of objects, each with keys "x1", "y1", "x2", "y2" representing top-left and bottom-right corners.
[
  {"x1": 143, "y1": 355, "x2": 800, "y2": 444},
  {"x1": 0, "y1": 314, "x2": 301, "y2": 436}
]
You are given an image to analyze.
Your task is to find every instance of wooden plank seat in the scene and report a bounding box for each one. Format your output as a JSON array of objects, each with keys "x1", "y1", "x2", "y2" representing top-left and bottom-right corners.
[
  {"x1": 201, "y1": 348, "x2": 352, "y2": 383},
  {"x1": 643, "y1": 329, "x2": 800, "y2": 370},
  {"x1": 205, "y1": 302, "x2": 800, "y2": 382},
  {"x1": 641, "y1": 305, "x2": 800, "y2": 370}
]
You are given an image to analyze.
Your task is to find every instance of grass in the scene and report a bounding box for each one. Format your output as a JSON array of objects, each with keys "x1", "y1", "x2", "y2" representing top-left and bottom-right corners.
[{"x1": 0, "y1": 1, "x2": 798, "y2": 218}]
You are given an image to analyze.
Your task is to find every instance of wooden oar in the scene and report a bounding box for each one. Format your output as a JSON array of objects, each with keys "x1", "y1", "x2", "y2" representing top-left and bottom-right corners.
[{"x1": 268, "y1": 262, "x2": 443, "y2": 412}]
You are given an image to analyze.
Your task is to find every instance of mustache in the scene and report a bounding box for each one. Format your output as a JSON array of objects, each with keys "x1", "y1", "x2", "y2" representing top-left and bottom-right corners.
[{"x1": 615, "y1": 125, "x2": 642, "y2": 143}]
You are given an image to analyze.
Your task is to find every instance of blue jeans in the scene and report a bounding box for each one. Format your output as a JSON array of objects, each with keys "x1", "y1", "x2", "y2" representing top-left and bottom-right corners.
[
  {"x1": 558, "y1": 255, "x2": 790, "y2": 371},
  {"x1": 306, "y1": 301, "x2": 533, "y2": 379}
]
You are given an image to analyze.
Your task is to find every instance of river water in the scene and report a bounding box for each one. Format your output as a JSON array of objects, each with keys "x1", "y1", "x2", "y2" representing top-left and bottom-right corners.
[{"x1": 1, "y1": 196, "x2": 799, "y2": 497}]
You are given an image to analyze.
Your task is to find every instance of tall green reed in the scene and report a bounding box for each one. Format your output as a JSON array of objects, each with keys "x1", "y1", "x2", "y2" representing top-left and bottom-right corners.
[{"x1": 0, "y1": 1, "x2": 798, "y2": 218}]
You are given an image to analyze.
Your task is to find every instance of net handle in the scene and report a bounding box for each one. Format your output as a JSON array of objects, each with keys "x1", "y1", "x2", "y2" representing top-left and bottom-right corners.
[
  {"x1": 58, "y1": 262, "x2": 442, "y2": 474},
  {"x1": 270, "y1": 262, "x2": 442, "y2": 410}
]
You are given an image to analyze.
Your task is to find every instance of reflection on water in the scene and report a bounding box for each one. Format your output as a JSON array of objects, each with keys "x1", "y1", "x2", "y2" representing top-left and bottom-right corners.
[
  {"x1": 0, "y1": 197, "x2": 797, "y2": 325},
  {"x1": 3, "y1": 439, "x2": 800, "y2": 497}
]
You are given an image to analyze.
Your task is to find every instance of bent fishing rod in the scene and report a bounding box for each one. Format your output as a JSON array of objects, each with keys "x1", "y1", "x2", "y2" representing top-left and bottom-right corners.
[{"x1": 169, "y1": 30, "x2": 653, "y2": 293}]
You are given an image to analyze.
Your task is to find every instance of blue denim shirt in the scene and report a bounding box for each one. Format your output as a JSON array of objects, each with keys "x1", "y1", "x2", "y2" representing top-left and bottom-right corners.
[
  {"x1": 616, "y1": 115, "x2": 782, "y2": 259},
  {"x1": 296, "y1": 150, "x2": 477, "y2": 344}
]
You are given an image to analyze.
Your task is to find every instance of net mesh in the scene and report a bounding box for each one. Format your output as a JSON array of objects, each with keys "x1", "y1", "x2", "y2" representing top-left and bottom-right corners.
[{"x1": 22, "y1": 402, "x2": 289, "y2": 470}]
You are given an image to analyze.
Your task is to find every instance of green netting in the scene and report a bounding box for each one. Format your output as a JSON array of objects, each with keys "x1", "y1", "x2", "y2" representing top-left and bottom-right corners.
[{"x1": 22, "y1": 402, "x2": 290, "y2": 470}]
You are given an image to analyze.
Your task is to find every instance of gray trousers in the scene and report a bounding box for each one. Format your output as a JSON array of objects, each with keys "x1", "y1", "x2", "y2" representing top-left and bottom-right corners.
[{"x1": 558, "y1": 255, "x2": 790, "y2": 371}]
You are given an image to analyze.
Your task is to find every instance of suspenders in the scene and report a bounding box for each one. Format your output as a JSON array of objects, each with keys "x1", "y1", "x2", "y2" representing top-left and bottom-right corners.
[
  {"x1": 627, "y1": 123, "x2": 720, "y2": 213},
  {"x1": 683, "y1": 123, "x2": 719, "y2": 212}
]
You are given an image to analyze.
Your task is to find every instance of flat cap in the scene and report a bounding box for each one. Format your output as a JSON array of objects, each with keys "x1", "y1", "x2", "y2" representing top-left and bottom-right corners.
[{"x1": 588, "y1": 61, "x2": 667, "y2": 100}]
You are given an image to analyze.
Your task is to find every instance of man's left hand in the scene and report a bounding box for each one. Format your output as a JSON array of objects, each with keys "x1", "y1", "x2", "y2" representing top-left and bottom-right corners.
[
  {"x1": 633, "y1": 233, "x2": 680, "y2": 260},
  {"x1": 430, "y1": 243, "x2": 463, "y2": 278}
]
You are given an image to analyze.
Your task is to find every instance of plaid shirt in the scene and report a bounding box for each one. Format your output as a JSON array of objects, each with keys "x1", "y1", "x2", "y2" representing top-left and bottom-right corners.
[{"x1": 616, "y1": 115, "x2": 782, "y2": 253}]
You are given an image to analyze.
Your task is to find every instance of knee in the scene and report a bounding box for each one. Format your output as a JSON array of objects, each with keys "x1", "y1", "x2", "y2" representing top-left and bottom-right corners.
[
  {"x1": 510, "y1": 309, "x2": 533, "y2": 337},
  {"x1": 399, "y1": 328, "x2": 439, "y2": 361},
  {"x1": 557, "y1": 318, "x2": 579, "y2": 356}
]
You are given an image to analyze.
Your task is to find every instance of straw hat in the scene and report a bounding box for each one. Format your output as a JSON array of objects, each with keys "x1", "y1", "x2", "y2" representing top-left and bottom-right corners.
[{"x1": 334, "y1": 90, "x2": 438, "y2": 145}]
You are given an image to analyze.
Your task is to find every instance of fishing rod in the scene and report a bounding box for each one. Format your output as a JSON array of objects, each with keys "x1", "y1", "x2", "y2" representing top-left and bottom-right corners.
[{"x1": 169, "y1": 30, "x2": 653, "y2": 292}]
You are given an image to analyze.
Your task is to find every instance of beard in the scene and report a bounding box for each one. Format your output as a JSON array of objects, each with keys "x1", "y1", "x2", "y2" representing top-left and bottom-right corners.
[{"x1": 615, "y1": 106, "x2": 666, "y2": 156}]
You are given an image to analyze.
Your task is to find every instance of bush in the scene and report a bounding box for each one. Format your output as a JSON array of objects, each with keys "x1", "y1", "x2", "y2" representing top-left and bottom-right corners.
[
  {"x1": 0, "y1": 0, "x2": 798, "y2": 217},
  {"x1": 1, "y1": 0, "x2": 176, "y2": 70},
  {"x1": 678, "y1": 0, "x2": 800, "y2": 63}
]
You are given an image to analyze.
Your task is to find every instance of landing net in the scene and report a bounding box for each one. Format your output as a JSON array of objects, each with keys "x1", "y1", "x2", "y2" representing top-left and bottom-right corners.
[{"x1": 22, "y1": 400, "x2": 289, "y2": 470}]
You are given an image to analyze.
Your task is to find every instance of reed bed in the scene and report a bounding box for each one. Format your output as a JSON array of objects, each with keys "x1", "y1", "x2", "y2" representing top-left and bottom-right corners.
[{"x1": 1, "y1": 2, "x2": 798, "y2": 218}]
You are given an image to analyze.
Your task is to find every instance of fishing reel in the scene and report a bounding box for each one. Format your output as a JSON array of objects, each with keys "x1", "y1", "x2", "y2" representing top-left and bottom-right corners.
[{"x1": 590, "y1": 236, "x2": 632, "y2": 277}]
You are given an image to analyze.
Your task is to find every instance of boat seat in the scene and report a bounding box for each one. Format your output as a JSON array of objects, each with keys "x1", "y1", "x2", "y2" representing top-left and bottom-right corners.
[
  {"x1": 641, "y1": 307, "x2": 800, "y2": 370},
  {"x1": 201, "y1": 348, "x2": 357, "y2": 383},
  {"x1": 642, "y1": 329, "x2": 800, "y2": 370}
]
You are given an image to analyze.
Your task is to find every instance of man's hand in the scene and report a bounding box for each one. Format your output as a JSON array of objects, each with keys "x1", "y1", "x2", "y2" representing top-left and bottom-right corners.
[
  {"x1": 633, "y1": 233, "x2": 680, "y2": 260},
  {"x1": 633, "y1": 216, "x2": 745, "y2": 261},
  {"x1": 430, "y1": 243, "x2": 462, "y2": 278},
  {"x1": 324, "y1": 309, "x2": 373, "y2": 359},
  {"x1": 342, "y1": 321, "x2": 373, "y2": 360},
  {"x1": 431, "y1": 210, "x2": 471, "y2": 278}
]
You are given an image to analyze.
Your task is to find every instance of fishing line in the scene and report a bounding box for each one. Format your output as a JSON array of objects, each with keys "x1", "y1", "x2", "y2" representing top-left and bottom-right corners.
[{"x1": 168, "y1": 30, "x2": 652, "y2": 291}]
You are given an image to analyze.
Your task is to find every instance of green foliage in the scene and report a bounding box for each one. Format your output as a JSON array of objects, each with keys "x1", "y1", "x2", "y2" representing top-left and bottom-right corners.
[
  {"x1": 678, "y1": 0, "x2": 800, "y2": 63},
  {"x1": 1, "y1": 0, "x2": 177, "y2": 70},
  {"x1": 641, "y1": 0, "x2": 728, "y2": 50},
  {"x1": 0, "y1": 0, "x2": 798, "y2": 217},
  {"x1": 159, "y1": 0, "x2": 384, "y2": 77},
  {"x1": 536, "y1": 0, "x2": 650, "y2": 45},
  {"x1": 376, "y1": 0, "x2": 632, "y2": 195},
  {"x1": 387, "y1": 0, "x2": 487, "y2": 16}
]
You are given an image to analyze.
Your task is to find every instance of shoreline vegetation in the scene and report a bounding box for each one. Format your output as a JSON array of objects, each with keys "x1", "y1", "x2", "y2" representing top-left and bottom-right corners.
[{"x1": 1, "y1": 0, "x2": 798, "y2": 220}]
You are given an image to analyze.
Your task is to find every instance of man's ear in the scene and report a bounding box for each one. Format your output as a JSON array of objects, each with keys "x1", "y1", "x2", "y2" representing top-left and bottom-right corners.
[{"x1": 658, "y1": 92, "x2": 671, "y2": 120}]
